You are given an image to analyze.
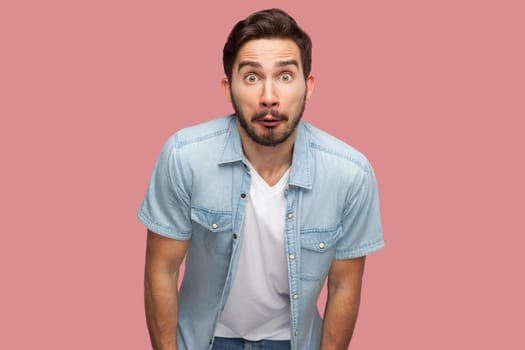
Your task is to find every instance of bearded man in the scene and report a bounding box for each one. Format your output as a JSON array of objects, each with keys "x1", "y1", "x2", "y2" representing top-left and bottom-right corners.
[{"x1": 139, "y1": 8, "x2": 384, "y2": 350}]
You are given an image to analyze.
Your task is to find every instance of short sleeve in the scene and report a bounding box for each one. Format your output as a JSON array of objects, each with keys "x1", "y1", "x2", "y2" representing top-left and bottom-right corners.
[
  {"x1": 335, "y1": 162, "x2": 384, "y2": 259},
  {"x1": 137, "y1": 136, "x2": 192, "y2": 240}
]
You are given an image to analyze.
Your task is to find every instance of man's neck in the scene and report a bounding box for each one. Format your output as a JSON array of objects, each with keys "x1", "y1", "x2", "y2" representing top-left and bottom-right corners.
[{"x1": 237, "y1": 121, "x2": 295, "y2": 187}]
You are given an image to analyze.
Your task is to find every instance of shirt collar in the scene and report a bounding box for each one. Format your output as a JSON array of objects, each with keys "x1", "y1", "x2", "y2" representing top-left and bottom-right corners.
[
  {"x1": 289, "y1": 122, "x2": 313, "y2": 189},
  {"x1": 217, "y1": 116, "x2": 244, "y2": 165},
  {"x1": 217, "y1": 115, "x2": 312, "y2": 190}
]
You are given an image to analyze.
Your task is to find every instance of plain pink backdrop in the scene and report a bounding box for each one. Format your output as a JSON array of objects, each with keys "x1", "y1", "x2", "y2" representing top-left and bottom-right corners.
[{"x1": 1, "y1": 0, "x2": 524, "y2": 349}]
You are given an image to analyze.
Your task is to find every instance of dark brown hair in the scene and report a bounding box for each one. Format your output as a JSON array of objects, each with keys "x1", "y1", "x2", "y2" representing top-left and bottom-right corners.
[{"x1": 223, "y1": 8, "x2": 312, "y2": 82}]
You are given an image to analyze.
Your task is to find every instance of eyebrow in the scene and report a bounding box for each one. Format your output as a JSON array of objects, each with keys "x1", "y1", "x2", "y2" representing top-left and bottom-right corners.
[
  {"x1": 237, "y1": 61, "x2": 262, "y2": 72},
  {"x1": 275, "y1": 59, "x2": 299, "y2": 69},
  {"x1": 237, "y1": 59, "x2": 300, "y2": 72}
]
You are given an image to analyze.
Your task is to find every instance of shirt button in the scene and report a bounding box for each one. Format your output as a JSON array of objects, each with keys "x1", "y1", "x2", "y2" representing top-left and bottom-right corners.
[
  {"x1": 240, "y1": 193, "x2": 246, "y2": 199},
  {"x1": 319, "y1": 242, "x2": 326, "y2": 249},
  {"x1": 212, "y1": 223, "x2": 218, "y2": 229},
  {"x1": 289, "y1": 254, "x2": 295, "y2": 260},
  {"x1": 233, "y1": 233, "x2": 238, "y2": 239},
  {"x1": 293, "y1": 294, "x2": 299, "y2": 300},
  {"x1": 287, "y1": 213, "x2": 293, "y2": 219}
]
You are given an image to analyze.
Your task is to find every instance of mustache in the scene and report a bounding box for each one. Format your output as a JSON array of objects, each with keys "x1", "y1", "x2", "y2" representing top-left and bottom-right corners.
[{"x1": 251, "y1": 109, "x2": 289, "y2": 122}]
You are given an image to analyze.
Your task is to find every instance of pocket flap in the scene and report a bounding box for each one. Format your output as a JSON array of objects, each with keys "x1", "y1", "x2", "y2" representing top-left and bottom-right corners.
[
  {"x1": 300, "y1": 227, "x2": 342, "y2": 252},
  {"x1": 191, "y1": 207, "x2": 232, "y2": 232}
]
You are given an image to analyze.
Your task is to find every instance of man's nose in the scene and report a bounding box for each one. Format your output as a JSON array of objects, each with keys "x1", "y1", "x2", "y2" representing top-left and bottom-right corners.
[{"x1": 260, "y1": 81, "x2": 279, "y2": 109}]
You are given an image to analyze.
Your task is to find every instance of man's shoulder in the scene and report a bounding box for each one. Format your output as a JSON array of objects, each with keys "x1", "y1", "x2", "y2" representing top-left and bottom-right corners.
[
  {"x1": 167, "y1": 115, "x2": 234, "y2": 148},
  {"x1": 301, "y1": 121, "x2": 371, "y2": 172}
]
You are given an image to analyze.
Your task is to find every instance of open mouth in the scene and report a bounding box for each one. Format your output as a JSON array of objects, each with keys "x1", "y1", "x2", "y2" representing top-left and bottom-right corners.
[
  {"x1": 256, "y1": 116, "x2": 283, "y2": 128},
  {"x1": 252, "y1": 110, "x2": 288, "y2": 128}
]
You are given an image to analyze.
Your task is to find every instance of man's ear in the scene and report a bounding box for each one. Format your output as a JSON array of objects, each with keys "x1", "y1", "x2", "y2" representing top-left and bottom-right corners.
[
  {"x1": 306, "y1": 74, "x2": 315, "y2": 100},
  {"x1": 221, "y1": 78, "x2": 232, "y2": 103}
]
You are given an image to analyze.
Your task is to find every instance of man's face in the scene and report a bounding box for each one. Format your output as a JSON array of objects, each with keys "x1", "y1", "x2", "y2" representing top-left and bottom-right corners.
[{"x1": 223, "y1": 39, "x2": 314, "y2": 147}]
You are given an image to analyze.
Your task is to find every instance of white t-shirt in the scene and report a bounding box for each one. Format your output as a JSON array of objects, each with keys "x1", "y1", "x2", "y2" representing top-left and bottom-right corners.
[{"x1": 215, "y1": 162, "x2": 291, "y2": 340}]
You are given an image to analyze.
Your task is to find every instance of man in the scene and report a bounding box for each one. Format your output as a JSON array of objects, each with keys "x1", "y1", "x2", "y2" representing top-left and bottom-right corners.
[{"x1": 139, "y1": 8, "x2": 384, "y2": 350}]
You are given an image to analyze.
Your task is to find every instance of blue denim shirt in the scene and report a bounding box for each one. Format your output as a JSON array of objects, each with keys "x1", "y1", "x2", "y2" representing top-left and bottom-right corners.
[{"x1": 138, "y1": 115, "x2": 384, "y2": 350}]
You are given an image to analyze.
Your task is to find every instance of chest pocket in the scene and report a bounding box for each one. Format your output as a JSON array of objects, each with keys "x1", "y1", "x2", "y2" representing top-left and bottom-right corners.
[
  {"x1": 191, "y1": 206, "x2": 233, "y2": 257},
  {"x1": 300, "y1": 226, "x2": 342, "y2": 281}
]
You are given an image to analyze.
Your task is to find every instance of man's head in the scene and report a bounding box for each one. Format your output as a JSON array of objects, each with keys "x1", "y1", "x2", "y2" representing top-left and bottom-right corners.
[
  {"x1": 222, "y1": 9, "x2": 314, "y2": 147},
  {"x1": 223, "y1": 8, "x2": 312, "y2": 83}
]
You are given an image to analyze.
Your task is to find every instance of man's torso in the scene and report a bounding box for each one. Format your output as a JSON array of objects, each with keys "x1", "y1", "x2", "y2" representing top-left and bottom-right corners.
[{"x1": 138, "y1": 115, "x2": 384, "y2": 349}]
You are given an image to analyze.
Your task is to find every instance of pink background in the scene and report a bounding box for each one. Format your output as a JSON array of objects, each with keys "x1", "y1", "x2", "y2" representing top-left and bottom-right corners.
[{"x1": 1, "y1": 0, "x2": 524, "y2": 349}]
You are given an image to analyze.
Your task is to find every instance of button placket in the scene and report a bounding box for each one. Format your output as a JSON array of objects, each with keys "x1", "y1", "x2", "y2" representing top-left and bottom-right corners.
[{"x1": 284, "y1": 187, "x2": 301, "y2": 345}]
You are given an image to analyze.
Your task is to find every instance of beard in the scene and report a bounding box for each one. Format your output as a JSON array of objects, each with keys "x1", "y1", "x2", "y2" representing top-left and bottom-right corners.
[{"x1": 231, "y1": 91, "x2": 307, "y2": 147}]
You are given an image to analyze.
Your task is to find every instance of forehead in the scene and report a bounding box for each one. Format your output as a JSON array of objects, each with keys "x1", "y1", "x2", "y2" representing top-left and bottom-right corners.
[{"x1": 234, "y1": 39, "x2": 302, "y2": 69}]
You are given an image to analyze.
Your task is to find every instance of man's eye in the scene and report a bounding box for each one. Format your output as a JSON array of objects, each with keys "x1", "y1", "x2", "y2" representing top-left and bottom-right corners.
[
  {"x1": 245, "y1": 74, "x2": 258, "y2": 83},
  {"x1": 280, "y1": 73, "x2": 292, "y2": 82}
]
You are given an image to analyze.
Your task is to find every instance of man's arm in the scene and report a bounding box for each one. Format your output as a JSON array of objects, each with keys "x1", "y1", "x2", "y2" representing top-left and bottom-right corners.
[
  {"x1": 321, "y1": 256, "x2": 366, "y2": 350},
  {"x1": 144, "y1": 230, "x2": 190, "y2": 350}
]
